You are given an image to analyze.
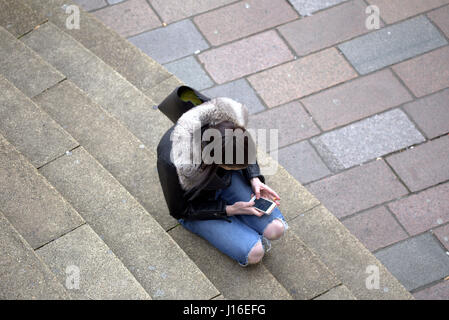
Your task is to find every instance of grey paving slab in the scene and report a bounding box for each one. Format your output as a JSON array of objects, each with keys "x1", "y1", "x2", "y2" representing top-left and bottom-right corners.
[
  {"x1": 289, "y1": 205, "x2": 413, "y2": 299},
  {"x1": 262, "y1": 231, "x2": 340, "y2": 300},
  {"x1": 0, "y1": 75, "x2": 78, "y2": 168},
  {"x1": 22, "y1": 22, "x2": 173, "y2": 150},
  {"x1": 128, "y1": 19, "x2": 209, "y2": 64},
  {"x1": 33, "y1": 80, "x2": 176, "y2": 231},
  {"x1": 375, "y1": 233, "x2": 449, "y2": 291},
  {"x1": 37, "y1": 224, "x2": 151, "y2": 300},
  {"x1": 386, "y1": 135, "x2": 449, "y2": 192},
  {"x1": 314, "y1": 285, "x2": 356, "y2": 300},
  {"x1": 288, "y1": 0, "x2": 348, "y2": 16},
  {"x1": 72, "y1": 0, "x2": 106, "y2": 11},
  {"x1": 39, "y1": 147, "x2": 219, "y2": 300},
  {"x1": 163, "y1": 56, "x2": 213, "y2": 91},
  {"x1": 0, "y1": 0, "x2": 46, "y2": 37},
  {"x1": 25, "y1": 0, "x2": 172, "y2": 95},
  {"x1": 403, "y1": 89, "x2": 449, "y2": 139},
  {"x1": 0, "y1": 135, "x2": 84, "y2": 249},
  {"x1": 338, "y1": 15, "x2": 448, "y2": 75},
  {"x1": 168, "y1": 225, "x2": 292, "y2": 300},
  {"x1": 201, "y1": 79, "x2": 266, "y2": 114},
  {"x1": 0, "y1": 212, "x2": 70, "y2": 300},
  {"x1": 311, "y1": 109, "x2": 425, "y2": 171},
  {"x1": 278, "y1": 140, "x2": 331, "y2": 184},
  {"x1": 0, "y1": 26, "x2": 65, "y2": 98}
]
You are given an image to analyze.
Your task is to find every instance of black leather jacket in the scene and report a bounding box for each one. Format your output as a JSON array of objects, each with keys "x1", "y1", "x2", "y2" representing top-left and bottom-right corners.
[{"x1": 157, "y1": 127, "x2": 265, "y2": 222}]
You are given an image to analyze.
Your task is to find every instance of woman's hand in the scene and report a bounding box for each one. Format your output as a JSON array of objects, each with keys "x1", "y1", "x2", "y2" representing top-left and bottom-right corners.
[
  {"x1": 226, "y1": 201, "x2": 264, "y2": 217},
  {"x1": 250, "y1": 177, "x2": 281, "y2": 206}
]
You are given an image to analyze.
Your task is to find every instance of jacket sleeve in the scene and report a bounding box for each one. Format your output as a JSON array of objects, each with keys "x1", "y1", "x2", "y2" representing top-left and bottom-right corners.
[
  {"x1": 157, "y1": 158, "x2": 229, "y2": 221},
  {"x1": 242, "y1": 161, "x2": 265, "y2": 184}
]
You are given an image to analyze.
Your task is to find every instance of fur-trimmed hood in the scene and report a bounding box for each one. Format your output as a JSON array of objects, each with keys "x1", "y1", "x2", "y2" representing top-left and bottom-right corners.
[{"x1": 170, "y1": 97, "x2": 249, "y2": 191}]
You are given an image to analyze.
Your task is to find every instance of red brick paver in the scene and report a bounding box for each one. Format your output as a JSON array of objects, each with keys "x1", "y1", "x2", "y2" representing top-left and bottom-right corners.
[
  {"x1": 392, "y1": 45, "x2": 449, "y2": 98},
  {"x1": 366, "y1": 0, "x2": 449, "y2": 24},
  {"x1": 301, "y1": 69, "x2": 412, "y2": 131},
  {"x1": 93, "y1": 0, "x2": 161, "y2": 38},
  {"x1": 428, "y1": 5, "x2": 449, "y2": 38},
  {"x1": 434, "y1": 224, "x2": 449, "y2": 251},
  {"x1": 193, "y1": 0, "x2": 298, "y2": 46},
  {"x1": 388, "y1": 183, "x2": 449, "y2": 236},
  {"x1": 414, "y1": 280, "x2": 449, "y2": 300},
  {"x1": 307, "y1": 160, "x2": 408, "y2": 219},
  {"x1": 198, "y1": 30, "x2": 293, "y2": 84},
  {"x1": 279, "y1": 0, "x2": 375, "y2": 57},
  {"x1": 248, "y1": 48, "x2": 357, "y2": 108},
  {"x1": 342, "y1": 206, "x2": 408, "y2": 252}
]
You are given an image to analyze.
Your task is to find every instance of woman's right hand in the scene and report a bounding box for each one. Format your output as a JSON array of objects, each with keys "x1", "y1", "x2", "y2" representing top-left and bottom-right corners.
[{"x1": 226, "y1": 201, "x2": 264, "y2": 217}]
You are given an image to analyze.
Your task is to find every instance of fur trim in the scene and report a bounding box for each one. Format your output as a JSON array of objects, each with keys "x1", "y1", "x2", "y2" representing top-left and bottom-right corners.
[{"x1": 171, "y1": 97, "x2": 248, "y2": 190}]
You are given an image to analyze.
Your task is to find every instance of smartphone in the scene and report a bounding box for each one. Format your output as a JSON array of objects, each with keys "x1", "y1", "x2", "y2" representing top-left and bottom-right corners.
[{"x1": 250, "y1": 196, "x2": 277, "y2": 215}]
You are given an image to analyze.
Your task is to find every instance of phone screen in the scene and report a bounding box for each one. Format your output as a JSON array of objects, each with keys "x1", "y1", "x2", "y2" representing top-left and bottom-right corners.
[{"x1": 253, "y1": 198, "x2": 274, "y2": 212}]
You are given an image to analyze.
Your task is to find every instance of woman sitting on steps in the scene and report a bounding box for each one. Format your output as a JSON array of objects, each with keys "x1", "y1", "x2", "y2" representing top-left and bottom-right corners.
[{"x1": 157, "y1": 87, "x2": 287, "y2": 266}]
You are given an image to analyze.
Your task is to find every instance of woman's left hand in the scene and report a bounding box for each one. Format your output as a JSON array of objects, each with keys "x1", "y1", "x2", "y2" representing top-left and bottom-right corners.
[{"x1": 250, "y1": 177, "x2": 280, "y2": 206}]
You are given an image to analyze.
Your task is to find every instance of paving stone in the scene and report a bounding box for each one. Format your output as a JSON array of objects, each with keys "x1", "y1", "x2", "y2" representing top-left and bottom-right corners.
[
  {"x1": 128, "y1": 19, "x2": 209, "y2": 64},
  {"x1": 433, "y1": 224, "x2": 449, "y2": 250},
  {"x1": 93, "y1": 0, "x2": 161, "y2": 38},
  {"x1": 0, "y1": 26, "x2": 65, "y2": 98},
  {"x1": 279, "y1": 0, "x2": 374, "y2": 57},
  {"x1": 0, "y1": 0, "x2": 46, "y2": 37},
  {"x1": 193, "y1": 0, "x2": 298, "y2": 46},
  {"x1": 201, "y1": 79, "x2": 265, "y2": 114},
  {"x1": 403, "y1": 89, "x2": 449, "y2": 139},
  {"x1": 288, "y1": 0, "x2": 348, "y2": 16},
  {"x1": 367, "y1": 0, "x2": 449, "y2": 24},
  {"x1": 388, "y1": 183, "x2": 449, "y2": 236},
  {"x1": 36, "y1": 225, "x2": 151, "y2": 300},
  {"x1": 392, "y1": 46, "x2": 449, "y2": 98},
  {"x1": 414, "y1": 280, "x2": 449, "y2": 300},
  {"x1": 386, "y1": 135, "x2": 449, "y2": 192},
  {"x1": 163, "y1": 56, "x2": 213, "y2": 91},
  {"x1": 278, "y1": 140, "x2": 331, "y2": 184},
  {"x1": 198, "y1": 30, "x2": 293, "y2": 84},
  {"x1": 314, "y1": 285, "x2": 356, "y2": 300},
  {"x1": 32, "y1": 80, "x2": 176, "y2": 231},
  {"x1": 39, "y1": 147, "x2": 219, "y2": 300},
  {"x1": 72, "y1": 0, "x2": 106, "y2": 11},
  {"x1": 289, "y1": 205, "x2": 413, "y2": 299},
  {"x1": 168, "y1": 225, "x2": 292, "y2": 300},
  {"x1": 375, "y1": 233, "x2": 449, "y2": 291},
  {"x1": 311, "y1": 109, "x2": 425, "y2": 171},
  {"x1": 248, "y1": 101, "x2": 320, "y2": 151},
  {"x1": 301, "y1": 69, "x2": 413, "y2": 131},
  {"x1": 428, "y1": 5, "x2": 449, "y2": 38},
  {"x1": 342, "y1": 206, "x2": 408, "y2": 252},
  {"x1": 0, "y1": 75, "x2": 78, "y2": 169},
  {"x1": 0, "y1": 135, "x2": 84, "y2": 249},
  {"x1": 0, "y1": 212, "x2": 70, "y2": 300},
  {"x1": 107, "y1": 0, "x2": 126, "y2": 4},
  {"x1": 26, "y1": 0, "x2": 172, "y2": 95},
  {"x1": 307, "y1": 160, "x2": 409, "y2": 219},
  {"x1": 338, "y1": 15, "x2": 447, "y2": 75},
  {"x1": 248, "y1": 48, "x2": 357, "y2": 108},
  {"x1": 22, "y1": 22, "x2": 173, "y2": 150},
  {"x1": 150, "y1": 0, "x2": 236, "y2": 24}
]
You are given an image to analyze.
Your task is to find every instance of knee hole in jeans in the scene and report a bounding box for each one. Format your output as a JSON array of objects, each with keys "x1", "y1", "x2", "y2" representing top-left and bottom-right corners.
[
  {"x1": 247, "y1": 241, "x2": 264, "y2": 265},
  {"x1": 263, "y1": 219, "x2": 286, "y2": 240}
]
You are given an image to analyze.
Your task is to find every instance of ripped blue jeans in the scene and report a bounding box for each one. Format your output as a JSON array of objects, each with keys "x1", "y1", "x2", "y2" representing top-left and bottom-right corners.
[{"x1": 179, "y1": 170, "x2": 287, "y2": 266}]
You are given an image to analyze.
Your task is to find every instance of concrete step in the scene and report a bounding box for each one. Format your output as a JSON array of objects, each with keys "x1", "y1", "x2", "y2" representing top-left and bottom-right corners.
[
  {"x1": 0, "y1": 134, "x2": 84, "y2": 250},
  {"x1": 0, "y1": 26, "x2": 65, "y2": 98},
  {"x1": 21, "y1": 21, "x2": 173, "y2": 150},
  {"x1": 0, "y1": 211, "x2": 70, "y2": 300},
  {"x1": 36, "y1": 224, "x2": 151, "y2": 300},
  {"x1": 0, "y1": 0, "x2": 46, "y2": 38},
  {"x1": 38, "y1": 146, "x2": 219, "y2": 300},
  {"x1": 313, "y1": 285, "x2": 356, "y2": 300},
  {"x1": 23, "y1": 0, "x2": 174, "y2": 101},
  {"x1": 169, "y1": 225, "x2": 293, "y2": 300},
  {"x1": 0, "y1": 72, "x2": 78, "y2": 168},
  {"x1": 33, "y1": 80, "x2": 176, "y2": 231}
]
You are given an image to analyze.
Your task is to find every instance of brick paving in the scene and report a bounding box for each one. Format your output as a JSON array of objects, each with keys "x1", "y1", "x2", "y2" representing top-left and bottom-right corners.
[{"x1": 80, "y1": 0, "x2": 449, "y2": 298}]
